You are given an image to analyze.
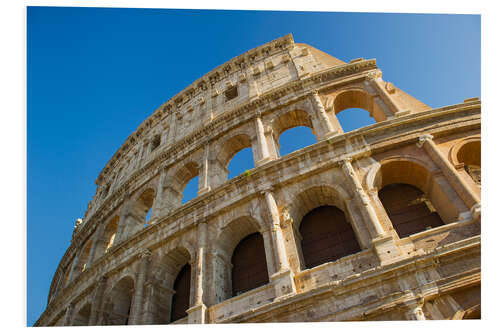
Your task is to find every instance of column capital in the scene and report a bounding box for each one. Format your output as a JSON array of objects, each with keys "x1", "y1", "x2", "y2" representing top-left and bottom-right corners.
[
  {"x1": 260, "y1": 186, "x2": 275, "y2": 196},
  {"x1": 339, "y1": 156, "x2": 353, "y2": 166},
  {"x1": 138, "y1": 249, "x2": 152, "y2": 260},
  {"x1": 416, "y1": 133, "x2": 434, "y2": 148}
]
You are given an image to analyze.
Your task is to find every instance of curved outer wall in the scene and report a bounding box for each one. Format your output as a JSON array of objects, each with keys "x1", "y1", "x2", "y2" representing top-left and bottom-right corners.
[{"x1": 36, "y1": 34, "x2": 481, "y2": 325}]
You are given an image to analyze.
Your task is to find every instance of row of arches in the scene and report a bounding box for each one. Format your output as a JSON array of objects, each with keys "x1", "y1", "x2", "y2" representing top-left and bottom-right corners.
[
  {"x1": 59, "y1": 135, "x2": 480, "y2": 322},
  {"x1": 98, "y1": 89, "x2": 384, "y2": 210}
]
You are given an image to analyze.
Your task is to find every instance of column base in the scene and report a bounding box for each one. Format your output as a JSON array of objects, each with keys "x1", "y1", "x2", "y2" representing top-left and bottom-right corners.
[
  {"x1": 255, "y1": 156, "x2": 273, "y2": 167},
  {"x1": 471, "y1": 203, "x2": 481, "y2": 222},
  {"x1": 395, "y1": 109, "x2": 411, "y2": 117},
  {"x1": 372, "y1": 235, "x2": 404, "y2": 266},
  {"x1": 270, "y1": 269, "x2": 296, "y2": 300},
  {"x1": 198, "y1": 186, "x2": 211, "y2": 196},
  {"x1": 323, "y1": 130, "x2": 339, "y2": 140},
  {"x1": 186, "y1": 303, "x2": 207, "y2": 324}
]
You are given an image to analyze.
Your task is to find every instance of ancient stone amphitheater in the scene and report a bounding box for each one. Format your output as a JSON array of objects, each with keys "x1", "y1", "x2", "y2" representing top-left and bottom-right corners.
[{"x1": 35, "y1": 34, "x2": 481, "y2": 326}]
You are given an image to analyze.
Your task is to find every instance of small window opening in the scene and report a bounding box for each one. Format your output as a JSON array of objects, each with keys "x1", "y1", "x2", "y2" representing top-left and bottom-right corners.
[
  {"x1": 225, "y1": 86, "x2": 238, "y2": 101},
  {"x1": 279, "y1": 126, "x2": 316, "y2": 156},
  {"x1": 228, "y1": 148, "x2": 254, "y2": 179},
  {"x1": 151, "y1": 134, "x2": 161, "y2": 152},
  {"x1": 144, "y1": 207, "x2": 152, "y2": 228},
  {"x1": 182, "y1": 176, "x2": 199, "y2": 204}
]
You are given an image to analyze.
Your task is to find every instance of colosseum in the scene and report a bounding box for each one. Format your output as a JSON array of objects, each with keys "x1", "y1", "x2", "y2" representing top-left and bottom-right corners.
[{"x1": 35, "y1": 34, "x2": 481, "y2": 325}]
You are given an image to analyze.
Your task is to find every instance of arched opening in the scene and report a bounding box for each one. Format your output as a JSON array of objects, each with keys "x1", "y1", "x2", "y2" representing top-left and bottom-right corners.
[
  {"x1": 214, "y1": 216, "x2": 268, "y2": 304},
  {"x1": 227, "y1": 147, "x2": 254, "y2": 179},
  {"x1": 299, "y1": 206, "x2": 361, "y2": 269},
  {"x1": 231, "y1": 232, "x2": 269, "y2": 296},
  {"x1": 72, "y1": 303, "x2": 91, "y2": 326},
  {"x1": 102, "y1": 276, "x2": 134, "y2": 325},
  {"x1": 278, "y1": 126, "x2": 317, "y2": 156},
  {"x1": 182, "y1": 175, "x2": 199, "y2": 204},
  {"x1": 457, "y1": 141, "x2": 481, "y2": 186},
  {"x1": 170, "y1": 264, "x2": 191, "y2": 322},
  {"x1": 373, "y1": 159, "x2": 455, "y2": 238},
  {"x1": 103, "y1": 216, "x2": 119, "y2": 253},
  {"x1": 271, "y1": 109, "x2": 318, "y2": 157},
  {"x1": 378, "y1": 183, "x2": 444, "y2": 239},
  {"x1": 78, "y1": 240, "x2": 93, "y2": 272},
  {"x1": 214, "y1": 134, "x2": 254, "y2": 184},
  {"x1": 146, "y1": 247, "x2": 192, "y2": 324},
  {"x1": 334, "y1": 89, "x2": 386, "y2": 123},
  {"x1": 336, "y1": 108, "x2": 376, "y2": 132}
]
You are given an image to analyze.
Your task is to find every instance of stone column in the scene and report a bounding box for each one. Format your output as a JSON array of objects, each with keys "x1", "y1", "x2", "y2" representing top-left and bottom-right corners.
[
  {"x1": 340, "y1": 158, "x2": 404, "y2": 264},
  {"x1": 255, "y1": 114, "x2": 273, "y2": 166},
  {"x1": 187, "y1": 221, "x2": 208, "y2": 324},
  {"x1": 367, "y1": 74, "x2": 409, "y2": 116},
  {"x1": 198, "y1": 144, "x2": 211, "y2": 196},
  {"x1": 261, "y1": 189, "x2": 296, "y2": 299},
  {"x1": 128, "y1": 249, "x2": 152, "y2": 325},
  {"x1": 340, "y1": 158, "x2": 385, "y2": 238},
  {"x1": 417, "y1": 134, "x2": 480, "y2": 214},
  {"x1": 86, "y1": 225, "x2": 105, "y2": 267},
  {"x1": 88, "y1": 276, "x2": 107, "y2": 326},
  {"x1": 310, "y1": 90, "x2": 337, "y2": 139},
  {"x1": 149, "y1": 168, "x2": 167, "y2": 224},
  {"x1": 406, "y1": 303, "x2": 426, "y2": 320},
  {"x1": 262, "y1": 190, "x2": 289, "y2": 273},
  {"x1": 66, "y1": 252, "x2": 82, "y2": 286},
  {"x1": 62, "y1": 302, "x2": 75, "y2": 326}
]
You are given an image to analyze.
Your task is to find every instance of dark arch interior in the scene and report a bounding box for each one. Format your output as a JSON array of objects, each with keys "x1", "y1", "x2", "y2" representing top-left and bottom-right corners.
[
  {"x1": 103, "y1": 277, "x2": 134, "y2": 325},
  {"x1": 378, "y1": 183, "x2": 444, "y2": 238},
  {"x1": 170, "y1": 264, "x2": 191, "y2": 322},
  {"x1": 457, "y1": 141, "x2": 481, "y2": 186},
  {"x1": 231, "y1": 232, "x2": 269, "y2": 296},
  {"x1": 299, "y1": 205, "x2": 361, "y2": 269},
  {"x1": 72, "y1": 303, "x2": 91, "y2": 326}
]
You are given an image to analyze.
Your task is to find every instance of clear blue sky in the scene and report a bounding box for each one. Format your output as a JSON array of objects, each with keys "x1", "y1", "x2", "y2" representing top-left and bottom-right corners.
[{"x1": 27, "y1": 7, "x2": 480, "y2": 326}]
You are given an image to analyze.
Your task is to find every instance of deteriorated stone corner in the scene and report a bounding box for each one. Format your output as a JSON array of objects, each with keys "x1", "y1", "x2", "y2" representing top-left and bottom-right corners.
[{"x1": 35, "y1": 34, "x2": 481, "y2": 326}]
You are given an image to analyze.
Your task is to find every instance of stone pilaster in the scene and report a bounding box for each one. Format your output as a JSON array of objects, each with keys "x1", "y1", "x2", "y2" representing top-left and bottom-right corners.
[
  {"x1": 62, "y1": 302, "x2": 75, "y2": 326},
  {"x1": 309, "y1": 90, "x2": 338, "y2": 139},
  {"x1": 88, "y1": 276, "x2": 107, "y2": 326},
  {"x1": 187, "y1": 220, "x2": 208, "y2": 324},
  {"x1": 340, "y1": 158, "x2": 386, "y2": 238},
  {"x1": 417, "y1": 134, "x2": 480, "y2": 217},
  {"x1": 66, "y1": 252, "x2": 81, "y2": 287},
  {"x1": 198, "y1": 144, "x2": 211, "y2": 195},
  {"x1": 340, "y1": 158, "x2": 403, "y2": 264},
  {"x1": 128, "y1": 249, "x2": 152, "y2": 325},
  {"x1": 149, "y1": 168, "x2": 167, "y2": 224},
  {"x1": 261, "y1": 189, "x2": 296, "y2": 299},
  {"x1": 367, "y1": 74, "x2": 410, "y2": 116},
  {"x1": 255, "y1": 114, "x2": 273, "y2": 166},
  {"x1": 86, "y1": 224, "x2": 105, "y2": 267}
]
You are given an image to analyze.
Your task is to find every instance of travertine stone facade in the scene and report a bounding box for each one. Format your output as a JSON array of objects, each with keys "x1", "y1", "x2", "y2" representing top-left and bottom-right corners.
[{"x1": 35, "y1": 34, "x2": 481, "y2": 326}]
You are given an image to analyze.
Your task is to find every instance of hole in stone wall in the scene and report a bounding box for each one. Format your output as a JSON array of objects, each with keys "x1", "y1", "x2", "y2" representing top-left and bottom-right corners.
[
  {"x1": 182, "y1": 175, "x2": 198, "y2": 204},
  {"x1": 225, "y1": 86, "x2": 238, "y2": 101},
  {"x1": 227, "y1": 147, "x2": 254, "y2": 179},
  {"x1": 151, "y1": 134, "x2": 161, "y2": 152},
  {"x1": 336, "y1": 108, "x2": 376, "y2": 132},
  {"x1": 144, "y1": 207, "x2": 152, "y2": 228},
  {"x1": 278, "y1": 126, "x2": 316, "y2": 156}
]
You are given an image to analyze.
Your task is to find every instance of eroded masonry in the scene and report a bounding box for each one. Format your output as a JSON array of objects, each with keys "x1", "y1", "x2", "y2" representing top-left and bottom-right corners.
[{"x1": 35, "y1": 34, "x2": 481, "y2": 325}]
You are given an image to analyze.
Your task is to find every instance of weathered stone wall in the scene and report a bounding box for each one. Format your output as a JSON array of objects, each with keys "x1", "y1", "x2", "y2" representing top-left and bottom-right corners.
[{"x1": 35, "y1": 34, "x2": 481, "y2": 326}]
